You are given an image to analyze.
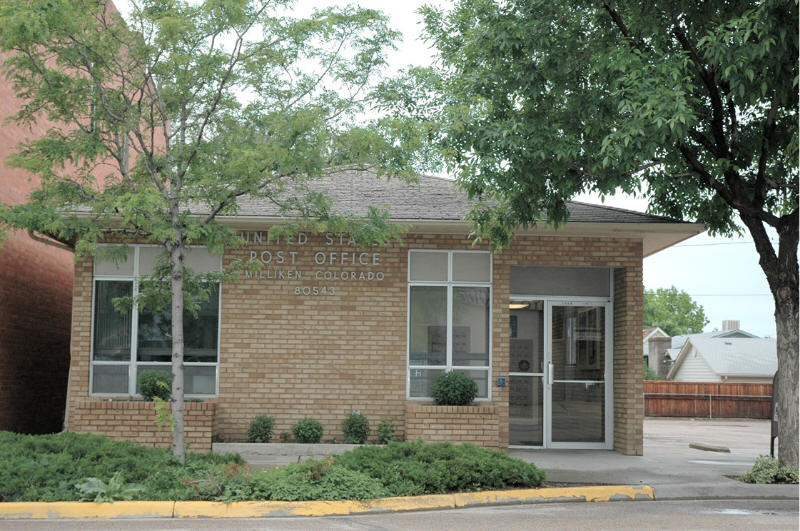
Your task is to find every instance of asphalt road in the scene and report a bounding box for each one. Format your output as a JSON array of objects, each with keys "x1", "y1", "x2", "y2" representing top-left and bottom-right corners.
[{"x1": 3, "y1": 499, "x2": 797, "y2": 530}]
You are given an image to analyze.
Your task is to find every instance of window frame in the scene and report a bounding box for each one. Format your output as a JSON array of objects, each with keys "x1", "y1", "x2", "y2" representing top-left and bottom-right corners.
[
  {"x1": 89, "y1": 244, "x2": 222, "y2": 398},
  {"x1": 406, "y1": 250, "x2": 493, "y2": 401}
]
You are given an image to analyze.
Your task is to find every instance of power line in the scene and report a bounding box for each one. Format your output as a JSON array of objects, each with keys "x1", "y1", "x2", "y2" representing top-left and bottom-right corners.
[
  {"x1": 689, "y1": 293, "x2": 773, "y2": 297},
  {"x1": 673, "y1": 241, "x2": 778, "y2": 247}
]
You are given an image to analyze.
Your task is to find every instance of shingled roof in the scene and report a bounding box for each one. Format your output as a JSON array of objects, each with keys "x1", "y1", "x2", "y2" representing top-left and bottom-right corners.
[{"x1": 233, "y1": 171, "x2": 680, "y2": 224}]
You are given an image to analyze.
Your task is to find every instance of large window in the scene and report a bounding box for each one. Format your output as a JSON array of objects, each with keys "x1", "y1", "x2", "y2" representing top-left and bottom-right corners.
[
  {"x1": 91, "y1": 245, "x2": 221, "y2": 396},
  {"x1": 408, "y1": 250, "x2": 492, "y2": 399}
]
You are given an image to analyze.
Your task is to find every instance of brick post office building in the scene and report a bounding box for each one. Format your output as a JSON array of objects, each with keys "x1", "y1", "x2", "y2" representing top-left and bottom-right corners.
[{"x1": 63, "y1": 173, "x2": 702, "y2": 454}]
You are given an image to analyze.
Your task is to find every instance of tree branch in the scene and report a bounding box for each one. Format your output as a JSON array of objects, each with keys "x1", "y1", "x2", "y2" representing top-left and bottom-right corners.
[
  {"x1": 754, "y1": 92, "x2": 780, "y2": 207},
  {"x1": 671, "y1": 22, "x2": 729, "y2": 158},
  {"x1": 601, "y1": 4, "x2": 650, "y2": 52}
]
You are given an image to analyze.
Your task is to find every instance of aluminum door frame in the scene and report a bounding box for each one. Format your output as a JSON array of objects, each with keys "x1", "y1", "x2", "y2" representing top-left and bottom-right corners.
[{"x1": 508, "y1": 295, "x2": 614, "y2": 450}]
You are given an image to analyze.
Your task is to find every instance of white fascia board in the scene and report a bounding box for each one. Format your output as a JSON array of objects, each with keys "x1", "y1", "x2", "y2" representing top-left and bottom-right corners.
[{"x1": 667, "y1": 339, "x2": 695, "y2": 380}]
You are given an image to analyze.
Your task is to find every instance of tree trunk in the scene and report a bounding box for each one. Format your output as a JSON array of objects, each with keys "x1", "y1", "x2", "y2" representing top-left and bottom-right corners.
[
  {"x1": 169, "y1": 238, "x2": 186, "y2": 463},
  {"x1": 774, "y1": 296, "x2": 798, "y2": 468},
  {"x1": 773, "y1": 216, "x2": 799, "y2": 469},
  {"x1": 743, "y1": 212, "x2": 799, "y2": 469}
]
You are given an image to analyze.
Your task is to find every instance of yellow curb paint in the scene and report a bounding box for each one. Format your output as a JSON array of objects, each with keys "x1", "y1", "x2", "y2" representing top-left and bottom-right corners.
[
  {"x1": 173, "y1": 495, "x2": 457, "y2": 518},
  {"x1": 0, "y1": 501, "x2": 175, "y2": 520},
  {"x1": 583, "y1": 485, "x2": 655, "y2": 502},
  {"x1": 453, "y1": 486, "x2": 654, "y2": 508},
  {"x1": 0, "y1": 486, "x2": 654, "y2": 520}
]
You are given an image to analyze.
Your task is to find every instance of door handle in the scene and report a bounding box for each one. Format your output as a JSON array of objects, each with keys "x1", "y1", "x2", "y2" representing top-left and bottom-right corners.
[{"x1": 547, "y1": 362, "x2": 554, "y2": 386}]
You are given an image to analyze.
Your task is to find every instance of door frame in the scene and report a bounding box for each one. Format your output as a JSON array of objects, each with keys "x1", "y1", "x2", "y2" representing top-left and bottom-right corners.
[{"x1": 508, "y1": 295, "x2": 614, "y2": 450}]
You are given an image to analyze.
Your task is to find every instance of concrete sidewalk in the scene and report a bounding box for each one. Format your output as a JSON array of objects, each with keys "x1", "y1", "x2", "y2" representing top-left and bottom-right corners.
[{"x1": 510, "y1": 418, "x2": 798, "y2": 501}]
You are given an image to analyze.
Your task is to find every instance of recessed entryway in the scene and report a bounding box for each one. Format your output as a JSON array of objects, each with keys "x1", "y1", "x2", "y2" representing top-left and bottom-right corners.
[{"x1": 508, "y1": 266, "x2": 613, "y2": 449}]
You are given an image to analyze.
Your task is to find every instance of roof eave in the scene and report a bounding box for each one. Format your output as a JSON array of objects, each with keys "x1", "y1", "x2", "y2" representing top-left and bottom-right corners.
[{"x1": 217, "y1": 216, "x2": 704, "y2": 256}]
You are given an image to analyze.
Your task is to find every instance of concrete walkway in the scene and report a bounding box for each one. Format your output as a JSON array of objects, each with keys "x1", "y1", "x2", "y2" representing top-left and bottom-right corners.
[{"x1": 510, "y1": 418, "x2": 798, "y2": 501}]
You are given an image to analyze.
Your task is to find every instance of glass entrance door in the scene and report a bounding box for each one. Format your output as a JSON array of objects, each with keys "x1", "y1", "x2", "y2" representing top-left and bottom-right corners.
[
  {"x1": 508, "y1": 301, "x2": 544, "y2": 446},
  {"x1": 509, "y1": 299, "x2": 612, "y2": 449},
  {"x1": 549, "y1": 304, "x2": 608, "y2": 446}
]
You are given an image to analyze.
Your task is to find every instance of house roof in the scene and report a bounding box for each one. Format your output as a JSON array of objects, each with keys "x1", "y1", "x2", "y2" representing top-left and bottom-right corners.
[
  {"x1": 222, "y1": 171, "x2": 704, "y2": 256},
  {"x1": 670, "y1": 329, "x2": 758, "y2": 350},
  {"x1": 232, "y1": 172, "x2": 680, "y2": 223},
  {"x1": 643, "y1": 327, "x2": 668, "y2": 342},
  {"x1": 667, "y1": 337, "x2": 777, "y2": 379}
]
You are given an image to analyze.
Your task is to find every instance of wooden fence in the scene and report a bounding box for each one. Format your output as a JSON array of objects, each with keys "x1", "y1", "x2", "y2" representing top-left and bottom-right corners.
[{"x1": 643, "y1": 381, "x2": 773, "y2": 419}]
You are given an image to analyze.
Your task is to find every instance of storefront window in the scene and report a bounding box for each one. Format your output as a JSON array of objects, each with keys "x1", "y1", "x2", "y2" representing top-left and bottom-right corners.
[
  {"x1": 407, "y1": 250, "x2": 492, "y2": 399},
  {"x1": 90, "y1": 245, "x2": 221, "y2": 396}
]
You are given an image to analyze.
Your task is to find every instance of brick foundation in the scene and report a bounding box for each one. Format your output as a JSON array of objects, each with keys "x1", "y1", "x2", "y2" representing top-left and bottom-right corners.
[
  {"x1": 405, "y1": 404, "x2": 500, "y2": 449},
  {"x1": 68, "y1": 401, "x2": 216, "y2": 452}
]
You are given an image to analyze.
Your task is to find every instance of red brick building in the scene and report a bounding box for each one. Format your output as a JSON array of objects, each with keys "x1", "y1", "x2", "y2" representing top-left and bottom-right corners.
[
  {"x1": 0, "y1": 57, "x2": 73, "y2": 434},
  {"x1": 62, "y1": 172, "x2": 702, "y2": 453}
]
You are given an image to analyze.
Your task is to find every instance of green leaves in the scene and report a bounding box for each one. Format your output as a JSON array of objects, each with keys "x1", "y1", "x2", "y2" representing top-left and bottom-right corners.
[
  {"x1": 643, "y1": 286, "x2": 709, "y2": 337},
  {"x1": 389, "y1": 0, "x2": 797, "y2": 247},
  {"x1": 0, "y1": 0, "x2": 416, "y2": 264},
  {"x1": 75, "y1": 471, "x2": 145, "y2": 503}
]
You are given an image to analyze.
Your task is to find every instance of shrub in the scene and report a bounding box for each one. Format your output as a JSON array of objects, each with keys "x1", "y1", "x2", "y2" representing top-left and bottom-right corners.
[
  {"x1": 377, "y1": 418, "x2": 395, "y2": 444},
  {"x1": 431, "y1": 371, "x2": 478, "y2": 406},
  {"x1": 334, "y1": 440, "x2": 545, "y2": 496},
  {"x1": 137, "y1": 370, "x2": 172, "y2": 401},
  {"x1": 223, "y1": 457, "x2": 389, "y2": 501},
  {"x1": 739, "y1": 455, "x2": 799, "y2": 484},
  {"x1": 0, "y1": 431, "x2": 242, "y2": 502},
  {"x1": 292, "y1": 418, "x2": 324, "y2": 443},
  {"x1": 247, "y1": 415, "x2": 275, "y2": 443},
  {"x1": 341, "y1": 412, "x2": 370, "y2": 444}
]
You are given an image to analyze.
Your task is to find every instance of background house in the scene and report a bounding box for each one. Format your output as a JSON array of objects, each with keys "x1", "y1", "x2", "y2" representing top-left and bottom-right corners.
[
  {"x1": 669, "y1": 320, "x2": 758, "y2": 350},
  {"x1": 643, "y1": 326, "x2": 669, "y2": 375},
  {"x1": 667, "y1": 336, "x2": 776, "y2": 382},
  {"x1": 643, "y1": 320, "x2": 761, "y2": 380}
]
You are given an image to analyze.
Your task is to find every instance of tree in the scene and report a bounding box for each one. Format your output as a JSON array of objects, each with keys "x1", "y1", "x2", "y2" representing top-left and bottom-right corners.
[
  {"x1": 644, "y1": 286, "x2": 709, "y2": 337},
  {"x1": 385, "y1": 1, "x2": 798, "y2": 466},
  {"x1": 0, "y1": 0, "x2": 415, "y2": 462}
]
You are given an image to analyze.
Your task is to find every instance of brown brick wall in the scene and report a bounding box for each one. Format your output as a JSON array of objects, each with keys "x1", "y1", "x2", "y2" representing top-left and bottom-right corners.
[
  {"x1": 406, "y1": 405, "x2": 500, "y2": 448},
  {"x1": 69, "y1": 401, "x2": 216, "y2": 452},
  {"x1": 613, "y1": 266, "x2": 644, "y2": 455},
  {"x1": 0, "y1": 53, "x2": 73, "y2": 434},
  {"x1": 65, "y1": 232, "x2": 643, "y2": 454}
]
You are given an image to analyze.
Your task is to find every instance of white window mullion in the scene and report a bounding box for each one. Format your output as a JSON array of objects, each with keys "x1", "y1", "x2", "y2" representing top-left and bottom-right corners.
[
  {"x1": 129, "y1": 246, "x2": 140, "y2": 395},
  {"x1": 446, "y1": 283, "x2": 453, "y2": 370},
  {"x1": 446, "y1": 251, "x2": 453, "y2": 371}
]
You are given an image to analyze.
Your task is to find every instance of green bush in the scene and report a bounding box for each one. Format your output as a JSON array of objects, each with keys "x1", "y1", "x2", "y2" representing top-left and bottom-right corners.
[
  {"x1": 247, "y1": 415, "x2": 275, "y2": 443},
  {"x1": 377, "y1": 418, "x2": 395, "y2": 444},
  {"x1": 431, "y1": 371, "x2": 478, "y2": 406},
  {"x1": 137, "y1": 370, "x2": 172, "y2": 401},
  {"x1": 643, "y1": 365, "x2": 663, "y2": 380},
  {"x1": 292, "y1": 418, "x2": 324, "y2": 443},
  {"x1": 222, "y1": 458, "x2": 389, "y2": 501},
  {"x1": 341, "y1": 412, "x2": 370, "y2": 444},
  {"x1": 739, "y1": 455, "x2": 799, "y2": 484},
  {"x1": 334, "y1": 440, "x2": 545, "y2": 496},
  {"x1": 0, "y1": 433, "x2": 544, "y2": 502},
  {"x1": 0, "y1": 431, "x2": 242, "y2": 502}
]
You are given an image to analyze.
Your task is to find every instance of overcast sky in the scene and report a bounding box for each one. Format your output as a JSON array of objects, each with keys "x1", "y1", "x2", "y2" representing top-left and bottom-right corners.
[{"x1": 115, "y1": 0, "x2": 777, "y2": 337}]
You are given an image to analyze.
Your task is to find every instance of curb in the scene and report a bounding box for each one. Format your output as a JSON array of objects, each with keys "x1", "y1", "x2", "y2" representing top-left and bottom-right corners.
[{"x1": 0, "y1": 486, "x2": 654, "y2": 520}]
